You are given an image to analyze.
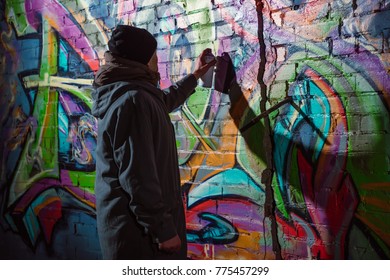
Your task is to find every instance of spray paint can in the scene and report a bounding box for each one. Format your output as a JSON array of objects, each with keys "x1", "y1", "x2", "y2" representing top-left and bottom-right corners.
[{"x1": 199, "y1": 53, "x2": 216, "y2": 88}]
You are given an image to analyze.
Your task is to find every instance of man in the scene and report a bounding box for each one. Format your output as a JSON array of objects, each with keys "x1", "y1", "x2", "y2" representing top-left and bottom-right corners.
[{"x1": 92, "y1": 25, "x2": 215, "y2": 259}]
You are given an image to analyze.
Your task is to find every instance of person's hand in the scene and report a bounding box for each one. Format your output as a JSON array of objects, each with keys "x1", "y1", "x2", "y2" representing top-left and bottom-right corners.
[
  {"x1": 158, "y1": 234, "x2": 181, "y2": 254},
  {"x1": 193, "y1": 48, "x2": 217, "y2": 80}
]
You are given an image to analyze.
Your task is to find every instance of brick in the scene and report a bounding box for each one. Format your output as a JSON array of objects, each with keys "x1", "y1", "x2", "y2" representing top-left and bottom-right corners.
[
  {"x1": 198, "y1": 25, "x2": 217, "y2": 42},
  {"x1": 132, "y1": 7, "x2": 156, "y2": 25},
  {"x1": 274, "y1": 63, "x2": 296, "y2": 82},
  {"x1": 269, "y1": 82, "x2": 288, "y2": 101},
  {"x1": 186, "y1": 0, "x2": 211, "y2": 12},
  {"x1": 216, "y1": 22, "x2": 234, "y2": 38},
  {"x1": 272, "y1": 11, "x2": 284, "y2": 27},
  {"x1": 73, "y1": 9, "x2": 87, "y2": 23},
  {"x1": 361, "y1": 10, "x2": 390, "y2": 37},
  {"x1": 115, "y1": 0, "x2": 136, "y2": 15},
  {"x1": 142, "y1": 0, "x2": 162, "y2": 7},
  {"x1": 288, "y1": 42, "x2": 307, "y2": 61},
  {"x1": 341, "y1": 17, "x2": 360, "y2": 37},
  {"x1": 210, "y1": 7, "x2": 224, "y2": 23},
  {"x1": 218, "y1": 5, "x2": 241, "y2": 22},
  {"x1": 296, "y1": 20, "x2": 340, "y2": 41},
  {"x1": 61, "y1": 0, "x2": 79, "y2": 13},
  {"x1": 329, "y1": 3, "x2": 351, "y2": 21},
  {"x1": 360, "y1": 114, "x2": 389, "y2": 134},
  {"x1": 303, "y1": 1, "x2": 330, "y2": 23},
  {"x1": 156, "y1": 4, "x2": 184, "y2": 19},
  {"x1": 355, "y1": 0, "x2": 384, "y2": 15},
  {"x1": 331, "y1": 75, "x2": 355, "y2": 95},
  {"x1": 88, "y1": 4, "x2": 109, "y2": 19},
  {"x1": 268, "y1": 0, "x2": 288, "y2": 10},
  {"x1": 282, "y1": 8, "x2": 304, "y2": 28},
  {"x1": 180, "y1": 29, "x2": 199, "y2": 44},
  {"x1": 187, "y1": 10, "x2": 211, "y2": 26},
  {"x1": 307, "y1": 41, "x2": 329, "y2": 58},
  {"x1": 355, "y1": 78, "x2": 376, "y2": 93},
  {"x1": 220, "y1": 35, "x2": 241, "y2": 52}
]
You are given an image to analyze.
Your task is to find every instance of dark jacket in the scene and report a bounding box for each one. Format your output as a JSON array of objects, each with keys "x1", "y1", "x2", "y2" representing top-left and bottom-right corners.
[{"x1": 92, "y1": 60, "x2": 197, "y2": 259}]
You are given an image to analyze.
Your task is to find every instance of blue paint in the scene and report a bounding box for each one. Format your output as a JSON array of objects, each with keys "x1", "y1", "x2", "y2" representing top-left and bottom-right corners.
[
  {"x1": 17, "y1": 38, "x2": 40, "y2": 71},
  {"x1": 188, "y1": 168, "x2": 264, "y2": 207},
  {"x1": 57, "y1": 39, "x2": 92, "y2": 78},
  {"x1": 59, "y1": 41, "x2": 69, "y2": 73},
  {"x1": 273, "y1": 75, "x2": 331, "y2": 201},
  {"x1": 187, "y1": 212, "x2": 238, "y2": 244},
  {"x1": 58, "y1": 101, "x2": 71, "y2": 165}
]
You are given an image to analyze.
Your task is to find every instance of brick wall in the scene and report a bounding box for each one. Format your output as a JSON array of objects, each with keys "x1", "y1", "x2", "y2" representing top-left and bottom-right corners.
[{"x1": 0, "y1": 0, "x2": 389, "y2": 259}]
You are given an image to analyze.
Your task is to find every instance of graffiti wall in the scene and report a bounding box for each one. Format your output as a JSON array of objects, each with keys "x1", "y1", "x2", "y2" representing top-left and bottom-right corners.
[{"x1": 0, "y1": 0, "x2": 389, "y2": 259}]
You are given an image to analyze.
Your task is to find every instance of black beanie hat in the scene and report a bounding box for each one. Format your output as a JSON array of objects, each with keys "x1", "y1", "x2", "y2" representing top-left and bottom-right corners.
[{"x1": 108, "y1": 25, "x2": 157, "y2": 65}]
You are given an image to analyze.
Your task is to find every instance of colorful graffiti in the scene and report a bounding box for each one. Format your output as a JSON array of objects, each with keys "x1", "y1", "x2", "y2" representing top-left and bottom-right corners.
[
  {"x1": 0, "y1": 0, "x2": 389, "y2": 259},
  {"x1": 0, "y1": 0, "x2": 102, "y2": 257}
]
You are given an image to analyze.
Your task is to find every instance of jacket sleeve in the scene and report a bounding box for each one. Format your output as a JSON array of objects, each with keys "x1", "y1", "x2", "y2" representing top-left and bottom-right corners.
[
  {"x1": 111, "y1": 93, "x2": 177, "y2": 243},
  {"x1": 162, "y1": 74, "x2": 198, "y2": 112}
]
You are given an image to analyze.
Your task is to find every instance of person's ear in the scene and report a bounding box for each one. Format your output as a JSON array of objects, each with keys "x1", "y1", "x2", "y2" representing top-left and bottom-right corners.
[{"x1": 147, "y1": 51, "x2": 158, "y2": 71}]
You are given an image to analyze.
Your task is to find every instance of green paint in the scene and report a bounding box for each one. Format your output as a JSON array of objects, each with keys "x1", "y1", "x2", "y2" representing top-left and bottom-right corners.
[
  {"x1": 293, "y1": 45, "x2": 390, "y2": 188},
  {"x1": 182, "y1": 107, "x2": 218, "y2": 151},
  {"x1": 67, "y1": 170, "x2": 96, "y2": 193},
  {"x1": 236, "y1": 98, "x2": 267, "y2": 189},
  {"x1": 9, "y1": 20, "x2": 60, "y2": 204},
  {"x1": 285, "y1": 146, "x2": 306, "y2": 215},
  {"x1": 5, "y1": 0, "x2": 33, "y2": 35},
  {"x1": 185, "y1": 87, "x2": 211, "y2": 122}
]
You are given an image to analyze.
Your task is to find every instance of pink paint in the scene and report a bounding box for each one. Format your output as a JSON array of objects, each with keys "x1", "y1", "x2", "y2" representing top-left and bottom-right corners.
[
  {"x1": 13, "y1": 169, "x2": 95, "y2": 214},
  {"x1": 25, "y1": 0, "x2": 99, "y2": 71}
]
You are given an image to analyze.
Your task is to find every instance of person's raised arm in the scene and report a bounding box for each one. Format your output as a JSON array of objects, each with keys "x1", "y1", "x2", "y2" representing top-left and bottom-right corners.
[{"x1": 162, "y1": 48, "x2": 216, "y2": 112}]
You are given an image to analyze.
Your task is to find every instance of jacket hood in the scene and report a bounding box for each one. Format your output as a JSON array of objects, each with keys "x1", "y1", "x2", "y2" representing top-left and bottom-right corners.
[
  {"x1": 93, "y1": 52, "x2": 160, "y2": 88},
  {"x1": 92, "y1": 52, "x2": 161, "y2": 119},
  {"x1": 92, "y1": 81, "x2": 165, "y2": 119}
]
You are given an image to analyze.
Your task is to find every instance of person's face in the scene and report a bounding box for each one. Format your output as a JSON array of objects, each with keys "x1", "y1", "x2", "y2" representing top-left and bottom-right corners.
[{"x1": 147, "y1": 51, "x2": 158, "y2": 72}]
